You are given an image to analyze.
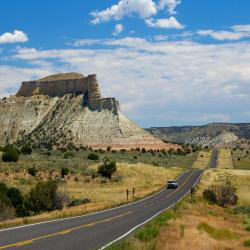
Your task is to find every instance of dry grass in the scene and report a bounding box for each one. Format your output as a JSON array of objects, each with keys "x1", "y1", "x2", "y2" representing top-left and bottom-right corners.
[
  {"x1": 217, "y1": 148, "x2": 234, "y2": 169},
  {"x1": 66, "y1": 163, "x2": 182, "y2": 205},
  {"x1": 192, "y1": 150, "x2": 212, "y2": 170},
  {"x1": 199, "y1": 169, "x2": 250, "y2": 205},
  {"x1": 155, "y1": 201, "x2": 249, "y2": 250},
  {"x1": 0, "y1": 164, "x2": 182, "y2": 229}
]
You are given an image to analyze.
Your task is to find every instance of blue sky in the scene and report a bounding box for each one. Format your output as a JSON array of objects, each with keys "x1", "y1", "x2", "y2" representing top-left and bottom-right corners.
[{"x1": 1, "y1": 0, "x2": 250, "y2": 127}]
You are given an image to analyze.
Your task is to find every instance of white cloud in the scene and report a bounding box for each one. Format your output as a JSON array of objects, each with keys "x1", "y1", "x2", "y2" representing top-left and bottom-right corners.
[
  {"x1": 112, "y1": 24, "x2": 124, "y2": 36},
  {"x1": 154, "y1": 35, "x2": 168, "y2": 41},
  {"x1": 198, "y1": 24, "x2": 250, "y2": 41},
  {"x1": 90, "y1": 0, "x2": 157, "y2": 24},
  {"x1": 4, "y1": 38, "x2": 250, "y2": 126},
  {"x1": 145, "y1": 16, "x2": 184, "y2": 29},
  {"x1": 0, "y1": 30, "x2": 28, "y2": 44},
  {"x1": 158, "y1": 0, "x2": 181, "y2": 14}
]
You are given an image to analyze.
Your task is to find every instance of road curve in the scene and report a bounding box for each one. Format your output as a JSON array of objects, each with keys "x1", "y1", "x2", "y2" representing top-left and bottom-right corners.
[{"x1": 0, "y1": 169, "x2": 202, "y2": 250}]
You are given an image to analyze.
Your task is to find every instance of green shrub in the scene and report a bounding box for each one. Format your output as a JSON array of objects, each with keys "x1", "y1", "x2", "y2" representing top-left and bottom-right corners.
[
  {"x1": 244, "y1": 239, "x2": 250, "y2": 248},
  {"x1": 87, "y1": 153, "x2": 99, "y2": 161},
  {"x1": 61, "y1": 167, "x2": 70, "y2": 178},
  {"x1": 135, "y1": 224, "x2": 159, "y2": 242},
  {"x1": 69, "y1": 198, "x2": 91, "y2": 207},
  {"x1": 106, "y1": 240, "x2": 134, "y2": 250},
  {"x1": 28, "y1": 180, "x2": 59, "y2": 213},
  {"x1": 154, "y1": 212, "x2": 174, "y2": 226},
  {"x1": 7, "y1": 187, "x2": 24, "y2": 208},
  {"x1": 233, "y1": 206, "x2": 250, "y2": 214},
  {"x1": 0, "y1": 193, "x2": 15, "y2": 220},
  {"x1": 28, "y1": 167, "x2": 38, "y2": 177},
  {"x1": 203, "y1": 189, "x2": 217, "y2": 203},
  {"x1": 98, "y1": 158, "x2": 117, "y2": 179},
  {"x1": 0, "y1": 182, "x2": 8, "y2": 195},
  {"x1": 63, "y1": 151, "x2": 75, "y2": 159},
  {"x1": 21, "y1": 145, "x2": 32, "y2": 155},
  {"x1": 2, "y1": 147, "x2": 19, "y2": 162},
  {"x1": 245, "y1": 225, "x2": 250, "y2": 232},
  {"x1": 197, "y1": 222, "x2": 239, "y2": 240}
]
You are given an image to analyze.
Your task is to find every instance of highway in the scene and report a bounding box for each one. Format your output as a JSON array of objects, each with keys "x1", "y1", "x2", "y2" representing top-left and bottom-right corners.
[
  {"x1": 0, "y1": 169, "x2": 202, "y2": 250},
  {"x1": 209, "y1": 149, "x2": 218, "y2": 168}
]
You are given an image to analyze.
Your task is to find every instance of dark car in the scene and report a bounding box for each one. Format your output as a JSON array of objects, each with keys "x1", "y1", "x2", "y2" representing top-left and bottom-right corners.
[{"x1": 166, "y1": 180, "x2": 178, "y2": 189}]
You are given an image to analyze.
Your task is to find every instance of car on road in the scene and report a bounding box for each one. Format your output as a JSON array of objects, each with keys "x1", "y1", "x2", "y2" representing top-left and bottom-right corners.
[{"x1": 166, "y1": 180, "x2": 178, "y2": 189}]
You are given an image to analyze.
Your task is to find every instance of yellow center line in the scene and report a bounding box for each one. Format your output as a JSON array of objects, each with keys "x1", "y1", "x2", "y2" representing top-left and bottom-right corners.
[
  {"x1": 0, "y1": 171, "x2": 197, "y2": 250},
  {"x1": 0, "y1": 211, "x2": 132, "y2": 249}
]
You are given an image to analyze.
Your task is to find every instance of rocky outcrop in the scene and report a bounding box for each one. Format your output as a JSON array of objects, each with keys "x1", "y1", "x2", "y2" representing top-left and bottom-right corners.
[{"x1": 0, "y1": 73, "x2": 174, "y2": 150}]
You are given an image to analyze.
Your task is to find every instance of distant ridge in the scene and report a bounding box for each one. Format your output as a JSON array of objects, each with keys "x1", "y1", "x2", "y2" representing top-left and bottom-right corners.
[{"x1": 148, "y1": 123, "x2": 250, "y2": 148}]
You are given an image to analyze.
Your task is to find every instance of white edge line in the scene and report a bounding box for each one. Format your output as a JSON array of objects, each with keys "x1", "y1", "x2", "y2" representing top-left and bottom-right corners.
[
  {"x1": 100, "y1": 170, "x2": 203, "y2": 250},
  {"x1": 0, "y1": 170, "x2": 190, "y2": 232}
]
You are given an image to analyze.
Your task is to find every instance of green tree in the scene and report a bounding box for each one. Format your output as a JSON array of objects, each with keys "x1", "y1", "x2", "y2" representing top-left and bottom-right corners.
[{"x1": 98, "y1": 158, "x2": 117, "y2": 179}]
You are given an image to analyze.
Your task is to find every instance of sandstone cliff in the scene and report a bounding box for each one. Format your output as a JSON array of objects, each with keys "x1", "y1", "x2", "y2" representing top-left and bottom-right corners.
[{"x1": 0, "y1": 73, "x2": 173, "y2": 150}]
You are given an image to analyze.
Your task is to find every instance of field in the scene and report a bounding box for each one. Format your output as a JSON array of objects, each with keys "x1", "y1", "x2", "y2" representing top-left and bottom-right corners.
[
  {"x1": 232, "y1": 149, "x2": 250, "y2": 170},
  {"x1": 0, "y1": 148, "x2": 194, "y2": 228},
  {"x1": 191, "y1": 150, "x2": 211, "y2": 170},
  {"x1": 0, "y1": 148, "x2": 197, "y2": 173},
  {"x1": 199, "y1": 169, "x2": 250, "y2": 205},
  {"x1": 217, "y1": 148, "x2": 234, "y2": 169}
]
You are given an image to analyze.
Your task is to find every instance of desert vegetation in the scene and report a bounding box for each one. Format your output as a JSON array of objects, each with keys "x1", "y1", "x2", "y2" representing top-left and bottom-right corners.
[
  {"x1": 0, "y1": 144, "x2": 191, "y2": 227},
  {"x1": 232, "y1": 148, "x2": 250, "y2": 170}
]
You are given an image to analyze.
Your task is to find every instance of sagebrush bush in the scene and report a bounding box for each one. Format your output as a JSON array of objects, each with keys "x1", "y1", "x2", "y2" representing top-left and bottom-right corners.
[
  {"x1": 87, "y1": 153, "x2": 99, "y2": 161},
  {"x1": 98, "y1": 158, "x2": 117, "y2": 179},
  {"x1": 28, "y1": 167, "x2": 38, "y2": 177},
  {"x1": 61, "y1": 167, "x2": 70, "y2": 178},
  {"x1": 2, "y1": 146, "x2": 19, "y2": 162}
]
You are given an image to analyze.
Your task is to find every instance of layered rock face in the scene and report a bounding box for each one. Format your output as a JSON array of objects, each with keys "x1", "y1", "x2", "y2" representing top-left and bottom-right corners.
[{"x1": 0, "y1": 73, "x2": 173, "y2": 150}]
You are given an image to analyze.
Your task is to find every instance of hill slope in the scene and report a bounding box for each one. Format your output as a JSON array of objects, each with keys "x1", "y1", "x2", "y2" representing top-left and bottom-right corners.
[{"x1": 148, "y1": 123, "x2": 250, "y2": 147}]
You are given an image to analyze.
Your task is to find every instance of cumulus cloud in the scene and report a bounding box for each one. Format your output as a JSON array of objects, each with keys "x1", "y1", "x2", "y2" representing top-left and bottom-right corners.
[
  {"x1": 158, "y1": 0, "x2": 181, "y2": 14},
  {"x1": 90, "y1": 0, "x2": 157, "y2": 24},
  {"x1": 0, "y1": 30, "x2": 28, "y2": 44},
  {"x1": 112, "y1": 24, "x2": 124, "y2": 36},
  {"x1": 145, "y1": 16, "x2": 184, "y2": 29},
  {"x1": 4, "y1": 38, "x2": 250, "y2": 126},
  {"x1": 198, "y1": 24, "x2": 250, "y2": 41}
]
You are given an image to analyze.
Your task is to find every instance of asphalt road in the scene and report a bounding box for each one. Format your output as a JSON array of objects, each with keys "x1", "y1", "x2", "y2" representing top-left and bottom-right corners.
[
  {"x1": 0, "y1": 169, "x2": 202, "y2": 250},
  {"x1": 209, "y1": 149, "x2": 218, "y2": 168}
]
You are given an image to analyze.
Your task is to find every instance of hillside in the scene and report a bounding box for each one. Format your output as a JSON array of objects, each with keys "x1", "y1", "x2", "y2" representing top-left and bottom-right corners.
[
  {"x1": 148, "y1": 123, "x2": 250, "y2": 148},
  {"x1": 0, "y1": 73, "x2": 174, "y2": 150}
]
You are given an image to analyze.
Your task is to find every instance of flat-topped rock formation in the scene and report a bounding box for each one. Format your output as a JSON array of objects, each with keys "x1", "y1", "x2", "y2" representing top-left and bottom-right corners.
[{"x1": 0, "y1": 73, "x2": 176, "y2": 150}]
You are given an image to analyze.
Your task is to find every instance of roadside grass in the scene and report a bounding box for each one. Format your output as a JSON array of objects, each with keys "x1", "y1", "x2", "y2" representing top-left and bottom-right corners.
[
  {"x1": 154, "y1": 200, "x2": 249, "y2": 250},
  {"x1": 107, "y1": 198, "x2": 250, "y2": 250},
  {"x1": 217, "y1": 148, "x2": 234, "y2": 169},
  {"x1": 232, "y1": 149, "x2": 250, "y2": 170},
  {"x1": 197, "y1": 222, "x2": 239, "y2": 240},
  {"x1": 244, "y1": 239, "x2": 250, "y2": 248},
  {"x1": 199, "y1": 169, "x2": 250, "y2": 205},
  {"x1": 106, "y1": 211, "x2": 176, "y2": 250},
  {"x1": 191, "y1": 150, "x2": 211, "y2": 170}
]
